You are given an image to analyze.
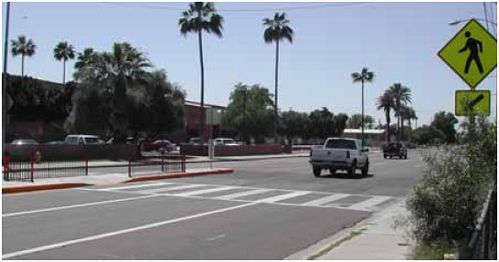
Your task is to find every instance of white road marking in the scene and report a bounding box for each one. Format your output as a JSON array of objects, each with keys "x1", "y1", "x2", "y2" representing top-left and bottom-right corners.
[
  {"x1": 174, "y1": 186, "x2": 236, "y2": 197},
  {"x1": 206, "y1": 234, "x2": 226, "y2": 241},
  {"x1": 345, "y1": 196, "x2": 392, "y2": 210},
  {"x1": 98, "y1": 182, "x2": 174, "y2": 191},
  {"x1": 254, "y1": 191, "x2": 310, "y2": 203},
  {"x1": 2, "y1": 195, "x2": 159, "y2": 218},
  {"x1": 299, "y1": 193, "x2": 350, "y2": 207},
  {"x1": 2, "y1": 202, "x2": 258, "y2": 259},
  {"x1": 138, "y1": 184, "x2": 207, "y2": 194},
  {"x1": 214, "y1": 189, "x2": 271, "y2": 200}
]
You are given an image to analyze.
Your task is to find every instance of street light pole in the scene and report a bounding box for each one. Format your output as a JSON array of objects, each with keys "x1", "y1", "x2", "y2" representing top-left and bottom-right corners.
[{"x1": 3, "y1": 2, "x2": 11, "y2": 147}]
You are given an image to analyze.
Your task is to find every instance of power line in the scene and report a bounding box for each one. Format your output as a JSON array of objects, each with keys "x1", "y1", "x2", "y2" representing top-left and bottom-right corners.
[{"x1": 99, "y1": 2, "x2": 371, "y2": 13}]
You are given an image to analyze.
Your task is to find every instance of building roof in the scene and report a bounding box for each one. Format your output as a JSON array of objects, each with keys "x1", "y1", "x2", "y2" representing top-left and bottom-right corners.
[{"x1": 343, "y1": 129, "x2": 385, "y2": 134}]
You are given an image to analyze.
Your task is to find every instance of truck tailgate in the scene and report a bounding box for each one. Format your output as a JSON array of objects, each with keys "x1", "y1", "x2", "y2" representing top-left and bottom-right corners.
[{"x1": 311, "y1": 148, "x2": 348, "y2": 162}]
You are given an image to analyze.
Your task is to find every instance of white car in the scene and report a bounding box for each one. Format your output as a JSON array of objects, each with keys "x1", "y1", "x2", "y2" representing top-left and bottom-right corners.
[
  {"x1": 214, "y1": 138, "x2": 240, "y2": 146},
  {"x1": 309, "y1": 137, "x2": 369, "y2": 177},
  {"x1": 64, "y1": 134, "x2": 104, "y2": 145}
]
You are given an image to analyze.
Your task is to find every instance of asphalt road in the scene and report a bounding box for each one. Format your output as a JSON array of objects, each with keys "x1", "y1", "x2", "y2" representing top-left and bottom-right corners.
[{"x1": 3, "y1": 149, "x2": 428, "y2": 259}]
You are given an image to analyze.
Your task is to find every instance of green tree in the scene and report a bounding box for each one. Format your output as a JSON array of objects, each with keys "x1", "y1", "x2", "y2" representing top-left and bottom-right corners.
[
  {"x1": 412, "y1": 125, "x2": 446, "y2": 145},
  {"x1": 11, "y1": 35, "x2": 36, "y2": 78},
  {"x1": 307, "y1": 107, "x2": 348, "y2": 140},
  {"x1": 376, "y1": 91, "x2": 395, "y2": 143},
  {"x1": 179, "y1": 2, "x2": 224, "y2": 141},
  {"x1": 388, "y1": 83, "x2": 412, "y2": 142},
  {"x1": 263, "y1": 12, "x2": 294, "y2": 135},
  {"x1": 430, "y1": 111, "x2": 458, "y2": 143},
  {"x1": 347, "y1": 114, "x2": 374, "y2": 129},
  {"x1": 278, "y1": 110, "x2": 309, "y2": 144},
  {"x1": 351, "y1": 67, "x2": 375, "y2": 146},
  {"x1": 53, "y1": 41, "x2": 76, "y2": 84},
  {"x1": 222, "y1": 83, "x2": 275, "y2": 143},
  {"x1": 68, "y1": 42, "x2": 153, "y2": 142}
]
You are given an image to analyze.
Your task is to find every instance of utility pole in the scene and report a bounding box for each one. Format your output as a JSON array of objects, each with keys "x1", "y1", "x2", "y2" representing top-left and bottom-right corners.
[{"x1": 3, "y1": 2, "x2": 11, "y2": 146}]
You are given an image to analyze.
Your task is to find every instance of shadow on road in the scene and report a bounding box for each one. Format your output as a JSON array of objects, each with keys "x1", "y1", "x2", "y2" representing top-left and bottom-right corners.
[{"x1": 318, "y1": 173, "x2": 374, "y2": 180}]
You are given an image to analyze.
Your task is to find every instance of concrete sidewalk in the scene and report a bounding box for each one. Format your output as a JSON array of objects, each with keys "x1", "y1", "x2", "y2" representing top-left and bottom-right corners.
[
  {"x1": 2, "y1": 167, "x2": 234, "y2": 194},
  {"x1": 287, "y1": 199, "x2": 413, "y2": 260}
]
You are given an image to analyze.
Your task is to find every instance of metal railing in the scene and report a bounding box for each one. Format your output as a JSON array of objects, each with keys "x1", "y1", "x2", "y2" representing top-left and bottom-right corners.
[
  {"x1": 3, "y1": 154, "x2": 187, "y2": 182},
  {"x1": 459, "y1": 184, "x2": 497, "y2": 260}
]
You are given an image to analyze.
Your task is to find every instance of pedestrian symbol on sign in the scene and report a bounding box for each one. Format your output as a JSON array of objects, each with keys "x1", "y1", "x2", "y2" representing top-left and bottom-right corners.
[{"x1": 458, "y1": 31, "x2": 483, "y2": 74}]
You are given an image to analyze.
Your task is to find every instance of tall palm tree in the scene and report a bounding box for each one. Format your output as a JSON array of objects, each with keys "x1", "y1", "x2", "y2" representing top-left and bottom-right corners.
[
  {"x1": 376, "y1": 91, "x2": 395, "y2": 144},
  {"x1": 179, "y1": 2, "x2": 224, "y2": 141},
  {"x1": 401, "y1": 106, "x2": 417, "y2": 141},
  {"x1": 263, "y1": 12, "x2": 294, "y2": 137},
  {"x1": 53, "y1": 41, "x2": 76, "y2": 84},
  {"x1": 388, "y1": 83, "x2": 412, "y2": 142},
  {"x1": 10, "y1": 35, "x2": 36, "y2": 77},
  {"x1": 351, "y1": 67, "x2": 375, "y2": 147}
]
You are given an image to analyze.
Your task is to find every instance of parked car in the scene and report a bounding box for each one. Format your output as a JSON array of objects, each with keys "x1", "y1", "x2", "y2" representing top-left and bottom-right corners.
[
  {"x1": 214, "y1": 138, "x2": 240, "y2": 146},
  {"x1": 149, "y1": 140, "x2": 176, "y2": 153},
  {"x1": 64, "y1": 134, "x2": 104, "y2": 145},
  {"x1": 382, "y1": 142, "x2": 407, "y2": 159},
  {"x1": 188, "y1": 137, "x2": 202, "y2": 145},
  {"x1": 11, "y1": 139, "x2": 39, "y2": 145},
  {"x1": 45, "y1": 141, "x2": 65, "y2": 145},
  {"x1": 309, "y1": 137, "x2": 369, "y2": 177}
]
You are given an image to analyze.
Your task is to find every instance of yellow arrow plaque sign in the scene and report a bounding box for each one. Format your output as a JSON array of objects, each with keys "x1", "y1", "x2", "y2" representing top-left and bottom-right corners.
[
  {"x1": 439, "y1": 19, "x2": 497, "y2": 89},
  {"x1": 455, "y1": 90, "x2": 491, "y2": 116}
]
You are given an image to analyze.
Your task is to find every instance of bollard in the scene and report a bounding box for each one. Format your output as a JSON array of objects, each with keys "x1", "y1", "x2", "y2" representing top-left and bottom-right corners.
[{"x1": 85, "y1": 158, "x2": 89, "y2": 176}]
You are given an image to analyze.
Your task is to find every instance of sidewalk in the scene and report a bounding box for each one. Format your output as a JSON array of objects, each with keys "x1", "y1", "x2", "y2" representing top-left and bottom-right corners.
[
  {"x1": 287, "y1": 199, "x2": 413, "y2": 260},
  {"x1": 2, "y1": 167, "x2": 233, "y2": 194}
]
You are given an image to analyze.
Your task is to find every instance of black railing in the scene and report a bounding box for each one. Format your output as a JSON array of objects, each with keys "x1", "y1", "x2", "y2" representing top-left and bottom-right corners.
[
  {"x1": 2, "y1": 155, "x2": 187, "y2": 182},
  {"x1": 459, "y1": 184, "x2": 497, "y2": 260}
]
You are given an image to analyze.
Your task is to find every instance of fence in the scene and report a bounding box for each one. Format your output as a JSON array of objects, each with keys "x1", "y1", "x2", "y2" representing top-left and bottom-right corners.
[
  {"x1": 459, "y1": 184, "x2": 497, "y2": 260},
  {"x1": 3, "y1": 155, "x2": 186, "y2": 182}
]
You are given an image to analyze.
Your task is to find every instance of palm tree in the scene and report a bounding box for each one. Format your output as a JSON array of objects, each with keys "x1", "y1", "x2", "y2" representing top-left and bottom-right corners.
[
  {"x1": 53, "y1": 41, "x2": 76, "y2": 84},
  {"x1": 263, "y1": 12, "x2": 294, "y2": 137},
  {"x1": 179, "y1": 2, "x2": 224, "y2": 141},
  {"x1": 74, "y1": 42, "x2": 151, "y2": 142},
  {"x1": 401, "y1": 106, "x2": 417, "y2": 141},
  {"x1": 376, "y1": 91, "x2": 395, "y2": 143},
  {"x1": 351, "y1": 67, "x2": 375, "y2": 147},
  {"x1": 74, "y1": 48, "x2": 94, "y2": 70},
  {"x1": 10, "y1": 35, "x2": 36, "y2": 77},
  {"x1": 388, "y1": 83, "x2": 412, "y2": 142}
]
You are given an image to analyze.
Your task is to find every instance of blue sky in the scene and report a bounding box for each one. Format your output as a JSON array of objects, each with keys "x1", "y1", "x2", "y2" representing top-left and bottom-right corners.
[{"x1": 2, "y1": 2, "x2": 497, "y2": 126}]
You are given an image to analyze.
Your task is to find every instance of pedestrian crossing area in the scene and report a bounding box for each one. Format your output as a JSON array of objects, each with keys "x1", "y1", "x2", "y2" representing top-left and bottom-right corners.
[{"x1": 85, "y1": 182, "x2": 398, "y2": 212}]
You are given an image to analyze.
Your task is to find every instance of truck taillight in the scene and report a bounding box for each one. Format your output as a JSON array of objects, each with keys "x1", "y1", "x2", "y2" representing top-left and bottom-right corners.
[{"x1": 346, "y1": 151, "x2": 350, "y2": 159}]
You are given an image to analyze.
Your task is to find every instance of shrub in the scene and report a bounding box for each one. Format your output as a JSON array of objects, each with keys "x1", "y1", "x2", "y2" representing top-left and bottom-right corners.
[{"x1": 405, "y1": 117, "x2": 496, "y2": 248}]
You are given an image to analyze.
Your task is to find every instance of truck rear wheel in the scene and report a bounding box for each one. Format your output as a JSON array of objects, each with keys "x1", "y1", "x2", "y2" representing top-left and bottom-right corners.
[
  {"x1": 313, "y1": 166, "x2": 321, "y2": 177},
  {"x1": 348, "y1": 161, "x2": 356, "y2": 176},
  {"x1": 362, "y1": 161, "x2": 369, "y2": 177}
]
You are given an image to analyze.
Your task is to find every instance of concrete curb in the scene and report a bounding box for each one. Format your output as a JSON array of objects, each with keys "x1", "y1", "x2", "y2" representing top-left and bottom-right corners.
[
  {"x1": 2, "y1": 168, "x2": 234, "y2": 194},
  {"x1": 2, "y1": 183, "x2": 93, "y2": 194},
  {"x1": 123, "y1": 168, "x2": 234, "y2": 183}
]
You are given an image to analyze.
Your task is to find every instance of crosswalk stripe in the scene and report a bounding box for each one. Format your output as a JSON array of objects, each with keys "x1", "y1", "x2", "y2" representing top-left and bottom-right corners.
[
  {"x1": 173, "y1": 186, "x2": 236, "y2": 197},
  {"x1": 139, "y1": 184, "x2": 207, "y2": 194},
  {"x1": 299, "y1": 193, "x2": 350, "y2": 206},
  {"x1": 254, "y1": 191, "x2": 310, "y2": 203},
  {"x1": 345, "y1": 196, "x2": 391, "y2": 210},
  {"x1": 215, "y1": 189, "x2": 271, "y2": 200},
  {"x1": 100, "y1": 182, "x2": 174, "y2": 191}
]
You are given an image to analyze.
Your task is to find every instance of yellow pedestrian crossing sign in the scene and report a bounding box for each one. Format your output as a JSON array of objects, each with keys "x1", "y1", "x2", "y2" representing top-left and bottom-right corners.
[
  {"x1": 455, "y1": 90, "x2": 491, "y2": 116},
  {"x1": 438, "y1": 19, "x2": 497, "y2": 89}
]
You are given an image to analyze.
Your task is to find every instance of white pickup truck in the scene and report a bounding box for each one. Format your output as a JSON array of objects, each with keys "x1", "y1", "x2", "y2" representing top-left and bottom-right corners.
[{"x1": 309, "y1": 137, "x2": 369, "y2": 177}]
